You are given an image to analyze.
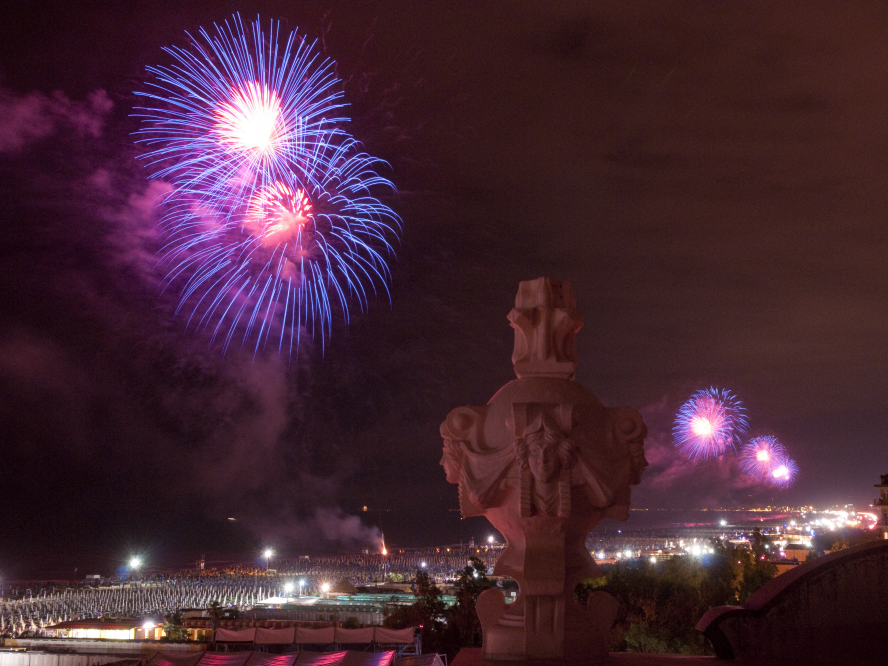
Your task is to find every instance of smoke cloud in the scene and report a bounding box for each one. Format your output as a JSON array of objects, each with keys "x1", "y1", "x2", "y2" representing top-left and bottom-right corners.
[
  {"x1": 0, "y1": 86, "x2": 383, "y2": 574},
  {"x1": 0, "y1": 88, "x2": 111, "y2": 153}
]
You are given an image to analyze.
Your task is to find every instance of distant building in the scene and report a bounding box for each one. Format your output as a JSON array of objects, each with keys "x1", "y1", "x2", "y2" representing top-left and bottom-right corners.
[
  {"x1": 783, "y1": 543, "x2": 813, "y2": 562},
  {"x1": 771, "y1": 558, "x2": 800, "y2": 576},
  {"x1": 875, "y1": 474, "x2": 888, "y2": 540},
  {"x1": 45, "y1": 620, "x2": 158, "y2": 640}
]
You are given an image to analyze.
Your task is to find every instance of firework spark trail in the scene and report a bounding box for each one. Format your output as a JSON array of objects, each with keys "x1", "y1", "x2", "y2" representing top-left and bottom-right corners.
[
  {"x1": 672, "y1": 387, "x2": 748, "y2": 460},
  {"x1": 133, "y1": 14, "x2": 400, "y2": 356}
]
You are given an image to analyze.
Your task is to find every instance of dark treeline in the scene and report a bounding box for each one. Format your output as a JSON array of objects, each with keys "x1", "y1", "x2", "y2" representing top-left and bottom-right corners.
[{"x1": 386, "y1": 532, "x2": 783, "y2": 658}]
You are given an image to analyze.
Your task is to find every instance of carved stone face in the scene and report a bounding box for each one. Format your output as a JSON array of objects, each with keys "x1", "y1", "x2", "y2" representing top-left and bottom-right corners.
[
  {"x1": 527, "y1": 437, "x2": 560, "y2": 483},
  {"x1": 629, "y1": 447, "x2": 649, "y2": 485},
  {"x1": 440, "y1": 447, "x2": 461, "y2": 484}
]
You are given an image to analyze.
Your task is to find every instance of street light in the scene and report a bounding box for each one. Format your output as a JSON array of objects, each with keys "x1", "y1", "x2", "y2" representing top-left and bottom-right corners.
[
  {"x1": 128, "y1": 557, "x2": 142, "y2": 585},
  {"x1": 263, "y1": 548, "x2": 274, "y2": 571}
]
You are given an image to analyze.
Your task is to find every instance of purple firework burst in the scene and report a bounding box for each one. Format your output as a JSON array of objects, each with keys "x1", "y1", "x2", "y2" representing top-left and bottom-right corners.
[
  {"x1": 739, "y1": 435, "x2": 787, "y2": 482},
  {"x1": 133, "y1": 14, "x2": 400, "y2": 356},
  {"x1": 673, "y1": 387, "x2": 748, "y2": 460}
]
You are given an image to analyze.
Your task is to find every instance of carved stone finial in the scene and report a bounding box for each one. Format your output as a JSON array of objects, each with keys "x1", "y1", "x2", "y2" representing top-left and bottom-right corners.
[
  {"x1": 440, "y1": 279, "x2": 648, "y2": 664},
  {"x1": 508, "y1": 278, "x2": 583, "y2": 380}
]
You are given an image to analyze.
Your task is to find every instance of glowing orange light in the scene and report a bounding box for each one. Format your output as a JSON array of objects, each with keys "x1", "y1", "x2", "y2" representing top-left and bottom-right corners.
[
  {"x1": 690, "y1": 417, "x2": 713, "y2": 437},
  {"x1": 214, "y1": 82, "x2": 283, "y2": 155}
]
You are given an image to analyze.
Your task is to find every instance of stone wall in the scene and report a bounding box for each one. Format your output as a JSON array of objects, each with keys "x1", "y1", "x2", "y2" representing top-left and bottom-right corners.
[{"x1": 697, "y1": 539, "x2": 888, "y2": 665}]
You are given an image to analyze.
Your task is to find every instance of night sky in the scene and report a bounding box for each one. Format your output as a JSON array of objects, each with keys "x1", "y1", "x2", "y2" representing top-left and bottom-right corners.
[{"x1": 1, "y1": 1, "x2": 886, "y2": 578}]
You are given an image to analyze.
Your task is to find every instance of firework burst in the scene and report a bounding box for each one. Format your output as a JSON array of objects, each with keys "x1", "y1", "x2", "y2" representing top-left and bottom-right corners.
[
  {"x1": 134, "y1": 14, "x2": 399, "y2": 355},
  {"x1": 673, "y1": 387, "x2": 748, "y2": 460},
  {"x1": 770, "y1": 457, "x2": 799, "y2": 487},
  {"x1": 739, "y1": 435, "x2": 786, "y2": 481},
  {"x1": 740, "y1": 436, "x2": 798, "y2": 487}
]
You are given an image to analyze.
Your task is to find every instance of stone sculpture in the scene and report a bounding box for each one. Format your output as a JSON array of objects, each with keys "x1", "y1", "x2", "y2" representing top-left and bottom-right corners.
[{"x1": 440, "y1": 278, "x2": 648, "y2": 664}]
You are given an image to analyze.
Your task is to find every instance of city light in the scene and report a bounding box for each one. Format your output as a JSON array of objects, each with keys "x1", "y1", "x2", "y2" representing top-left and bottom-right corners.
[
  {"x1": 488, "y1": 535, "x2": 495, "y2": 544},
  {"x1": 4, "y1": 500, "x2": 878, "y2": 642}
]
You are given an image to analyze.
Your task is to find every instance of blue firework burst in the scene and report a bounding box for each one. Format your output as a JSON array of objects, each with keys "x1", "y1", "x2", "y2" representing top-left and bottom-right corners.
[
  {"x1": 133, "y1": 14, "x2": 399, "y2": 355},
  {"x1": 673, "y1": 387, "x2": 748, "y2": 460}
]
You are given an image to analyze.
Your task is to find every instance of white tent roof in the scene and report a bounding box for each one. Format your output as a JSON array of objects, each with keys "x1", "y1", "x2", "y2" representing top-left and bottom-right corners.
[{"x1": 256, "y1": 595, "x2": 319, "y2": 605}]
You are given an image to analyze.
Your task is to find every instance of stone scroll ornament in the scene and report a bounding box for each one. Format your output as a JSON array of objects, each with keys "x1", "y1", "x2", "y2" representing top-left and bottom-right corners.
[{"x1": 440, "y1": 278, "x2": 648, "y2": 664}]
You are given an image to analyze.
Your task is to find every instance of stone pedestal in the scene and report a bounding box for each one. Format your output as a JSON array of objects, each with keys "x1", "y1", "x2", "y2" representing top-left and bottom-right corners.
[{"x1": 441, "y1": 279, "x2": 648, "y2": 664}]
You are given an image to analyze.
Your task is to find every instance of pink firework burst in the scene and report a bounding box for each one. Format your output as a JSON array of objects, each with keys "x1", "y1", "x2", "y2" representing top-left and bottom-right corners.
[
  {"x1": 740, "y1": 435, "x2": 786, "y2": 481},
  {"x1": 740, "y1": 435, "x2": 799, "y2": 487},
  {"x1": 770, "y1": 457, "x2": 799, "y2": 488},
  {"x1": 673, "y1": 387, "x2": 748, "y2": 460}
]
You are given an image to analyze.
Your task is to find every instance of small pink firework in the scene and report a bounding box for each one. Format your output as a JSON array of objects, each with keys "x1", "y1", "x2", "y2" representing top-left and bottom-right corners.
[
  {"x1": 770, "y1": 457, "x2": 799, "y2": 487},
  {"x1": 740, "y1": 435, "x2": 798, "y2": 487},
  {"x1": 739, "y1": 435, "x2": 787, "y2": 482}
]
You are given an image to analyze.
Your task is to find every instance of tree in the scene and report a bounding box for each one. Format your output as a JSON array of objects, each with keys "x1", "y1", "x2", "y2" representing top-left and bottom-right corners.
[
  {"x1": 341, "y1": 616, "x2": 364, "y2": 629},
  {"x1": 577, "y1": 547, "x2": 771, "y2": 655},
  {"x1": 734, "y1": 533, "x2": 777, "y2": 603},
  {"x1": 207, "y1": 600, "x2": 223, "y2": 645},
  {"x1": 383, "y1": 570, "x2": 446, "y2": 653},
  {"x1": 162, "y1": 611, "x2": 190, "y2": 642},
  {"x1": 442, "y1": 556, "x2": 491, "y2": 654},
  {"x1": 709, "y1": 536, "x2": 776, "y2": 605}
]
